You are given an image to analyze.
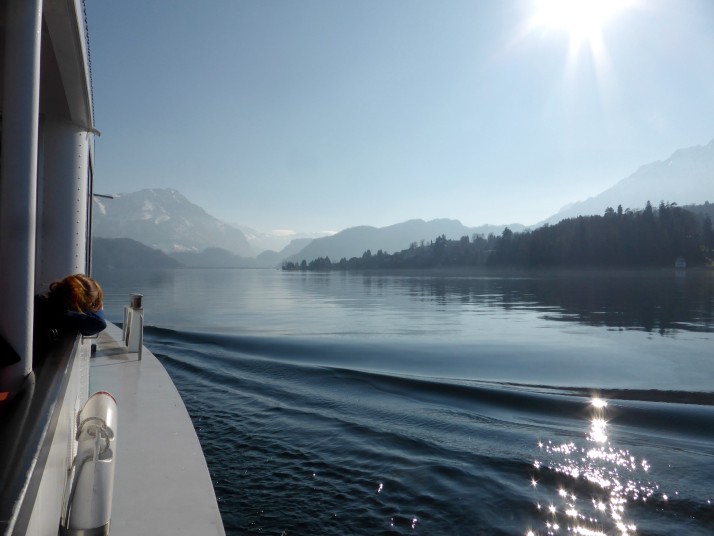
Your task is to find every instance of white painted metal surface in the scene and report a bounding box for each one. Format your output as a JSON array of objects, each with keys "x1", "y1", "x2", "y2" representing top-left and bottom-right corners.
[
  {"x1": 0, "y1": 0, "x2": 44, "y2": 382},
  {"x1": 37, "y1": 121, "x2": 91, "y2": 290},
  {"x1": 122, "y1": 296, "x2": 144, "y2": 357},
  {"x1": 24, "y1": 339, "x2": 92, "y2": 536},
  {"x1": 90, "y1": 325, "x2": 225, "y2": 535},
  {"x1": 0, "y1": 1, "x2": 224, "y2": 534}
]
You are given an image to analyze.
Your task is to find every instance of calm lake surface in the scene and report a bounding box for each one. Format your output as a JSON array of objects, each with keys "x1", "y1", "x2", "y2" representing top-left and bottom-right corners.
[{"x1": 95, "y1": 268, "x2": 714, "y2": 535}]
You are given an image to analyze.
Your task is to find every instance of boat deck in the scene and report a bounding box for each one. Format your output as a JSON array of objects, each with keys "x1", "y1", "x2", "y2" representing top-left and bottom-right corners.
[{"x1": 90, "y1": 324, "x2": 225, "y2": 535}]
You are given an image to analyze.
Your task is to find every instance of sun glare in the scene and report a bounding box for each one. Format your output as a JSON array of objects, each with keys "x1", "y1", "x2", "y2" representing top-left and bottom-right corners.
[{"x1": 532, "y1": 0, "x2": 631, "y2": 50}]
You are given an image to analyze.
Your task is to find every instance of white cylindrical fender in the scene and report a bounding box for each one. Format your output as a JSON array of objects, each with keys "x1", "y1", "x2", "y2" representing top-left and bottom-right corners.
[
  {"x1": 62, "y1": 391, "x2": 117, "y2": 535},
  {"x1": 76, "y1": 391, "x2": 117, "y2": 441}
]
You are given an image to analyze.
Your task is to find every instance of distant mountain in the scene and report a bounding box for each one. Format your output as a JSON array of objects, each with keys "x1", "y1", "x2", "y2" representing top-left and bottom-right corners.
[
  {"x1": 244, "y1": 239, "x2": 316, "y2": 268},
  {"x1": 170, "y1": 247, "x2": 283, "y2": 268},
  {"x1": 92, "y1": 188, "x2": 525, "y2": 267},
  {"x1": 93, "y1": 188, "x2": 252, "y2": 256},
  {"x1": 540, "y1": 139, "x2": 714, "y2": 225},
  {"x1": 255, "y1": 249, "x2": 284, "y2": 267},
  {"x1": 286, "y1": 219, "x2": 525, "y2": 263},
  {"x1": 170, "y1": 247, "x2": 250, "y2": 268},
  {"x1": 92, "y1": 238, "x2": 182, "y2": 270},
  {"x1": 279, "y1": 238, "x2": 315, "y2": 258},
  {"x1": 236, "y1": 225, "x2": 333, "y2": 256}
]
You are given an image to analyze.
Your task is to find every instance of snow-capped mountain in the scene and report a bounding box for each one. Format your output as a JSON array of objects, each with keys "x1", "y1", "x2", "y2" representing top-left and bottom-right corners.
[{"x1": 92, "y1": 188, "x2": 252, "y2": 256}]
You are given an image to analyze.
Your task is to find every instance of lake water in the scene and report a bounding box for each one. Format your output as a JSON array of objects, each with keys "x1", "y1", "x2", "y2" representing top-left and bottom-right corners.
[{"x1": 95, "y1": 268, "x2": 714, "y2": 535}]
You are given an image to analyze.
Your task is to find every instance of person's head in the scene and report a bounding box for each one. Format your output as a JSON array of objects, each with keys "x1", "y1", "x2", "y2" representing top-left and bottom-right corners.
[{"x1": 49, "y1": 274, "x2": 103, "y2": 313}]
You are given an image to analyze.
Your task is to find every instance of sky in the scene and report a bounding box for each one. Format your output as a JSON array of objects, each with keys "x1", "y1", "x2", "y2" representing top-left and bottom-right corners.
[{"x1": 85, "y1": 0, "x2": 714, "y2": 234}]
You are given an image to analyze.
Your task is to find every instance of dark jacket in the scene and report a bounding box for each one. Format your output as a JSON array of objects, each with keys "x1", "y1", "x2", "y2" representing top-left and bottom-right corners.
[{"x1": 34, "y1": 294, "x2": 107, "y2": 350}]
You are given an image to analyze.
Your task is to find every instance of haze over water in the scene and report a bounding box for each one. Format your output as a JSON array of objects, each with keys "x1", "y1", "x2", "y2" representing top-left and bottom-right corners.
[{"x1": 98, "y1": 268, "x2": 714, "y2": 535}]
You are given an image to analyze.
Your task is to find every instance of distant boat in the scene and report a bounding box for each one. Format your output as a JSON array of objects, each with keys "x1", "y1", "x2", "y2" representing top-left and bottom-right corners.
[{"x1": 675, "y1": 256, "x2": 687, "y2": 269}]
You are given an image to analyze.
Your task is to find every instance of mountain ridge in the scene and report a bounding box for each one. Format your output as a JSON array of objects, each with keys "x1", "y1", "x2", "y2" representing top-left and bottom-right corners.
[
  {"x1": 284, "y1": 219, "x2": 525, "y2": 264},
  {"x1": 539, "y1": 139, "x2": 714, "y2": 225},
  {"x1": 93, "y1": 188, "x2": 252, "y2": 256},
  {"x1": 91, "y1": 138, "x2": 714, "y2": 267}
]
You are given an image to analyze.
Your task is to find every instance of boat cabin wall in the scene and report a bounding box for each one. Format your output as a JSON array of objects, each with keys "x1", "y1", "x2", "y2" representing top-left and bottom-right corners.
[
  {"x1": 36, "y1": 121, "x2": 92, "y2": 292},
  {"x1": 0, "y1": 0, "x2": 97, "y2": 533},
  {"x1": 0, "y1": 0, "x2": 96, "y2": 382}
]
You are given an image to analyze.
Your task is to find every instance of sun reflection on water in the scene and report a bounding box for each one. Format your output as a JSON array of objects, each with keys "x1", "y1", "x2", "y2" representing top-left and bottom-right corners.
[{"x1": 526, "y1": 397, "x2": 661, "y2": 535}]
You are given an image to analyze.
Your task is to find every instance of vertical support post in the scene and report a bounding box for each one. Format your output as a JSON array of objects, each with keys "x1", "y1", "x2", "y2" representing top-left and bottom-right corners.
[
  {"x1": 122, "y1": 294, "x2": 144, "y2": 359},
  {"x1": 36, "y1": 121, "x2": 90, "y2": 291},
  {"x1": 0, "y1": 0, "x2": 44, "y2": 385}
]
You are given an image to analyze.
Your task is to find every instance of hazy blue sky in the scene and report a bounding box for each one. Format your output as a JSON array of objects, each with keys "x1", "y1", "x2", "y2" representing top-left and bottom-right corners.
[{"x1": 86, "y1": 0, "x2": 714, "y2": 234}]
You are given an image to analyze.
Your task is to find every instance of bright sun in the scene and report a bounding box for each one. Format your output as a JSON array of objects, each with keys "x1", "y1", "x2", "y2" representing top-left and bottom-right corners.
[{"x1": 532, "y1": 0, "x2": 631, "y2": 51}]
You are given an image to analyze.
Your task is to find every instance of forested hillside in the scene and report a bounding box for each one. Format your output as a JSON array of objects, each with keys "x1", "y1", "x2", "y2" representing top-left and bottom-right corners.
[{"x1": 283, "y1": 202, "x2": 714, "y2": 271}]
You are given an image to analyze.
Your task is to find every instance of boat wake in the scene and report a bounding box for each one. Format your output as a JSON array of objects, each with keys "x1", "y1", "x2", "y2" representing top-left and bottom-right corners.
[{"x1": 145, "y1": 325, "x2": 714, "y2": 535}]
